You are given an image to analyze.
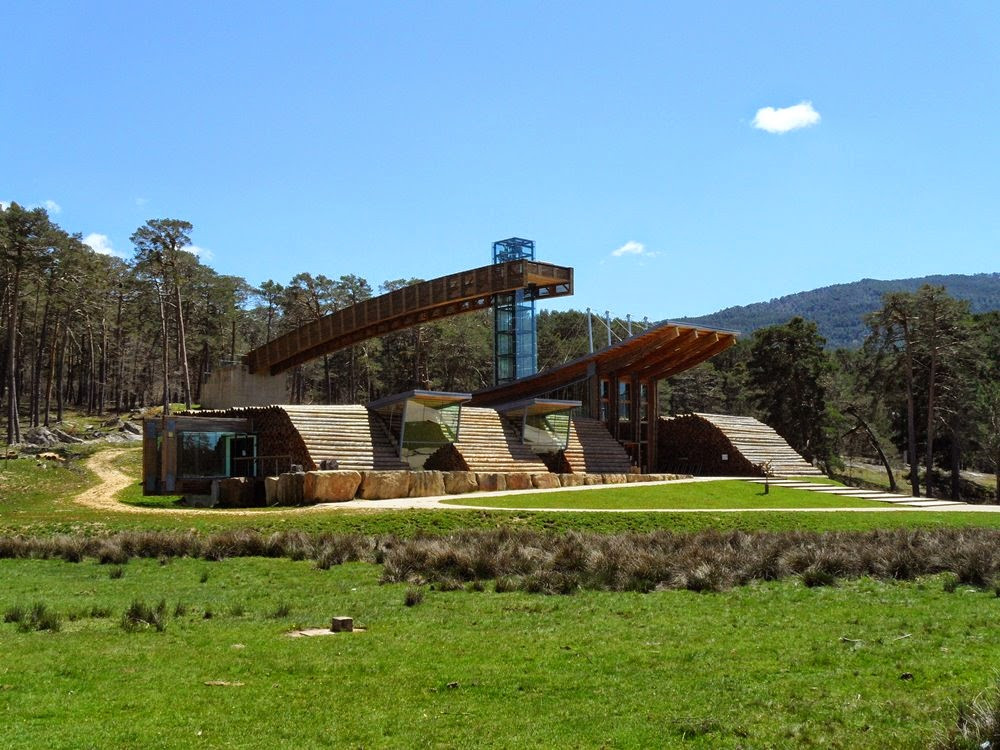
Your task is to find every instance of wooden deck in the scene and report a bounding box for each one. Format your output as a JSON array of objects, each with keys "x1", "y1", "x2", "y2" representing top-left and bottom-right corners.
[{"x1": 246, "y1": 259, "x2": 573, "y2": 375}]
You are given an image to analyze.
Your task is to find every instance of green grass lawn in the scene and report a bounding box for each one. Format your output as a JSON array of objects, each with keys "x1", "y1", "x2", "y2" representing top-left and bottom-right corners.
[
  {"x1": 0, "y1": 555, "x2": 994, "y2": 748},
  {"x1": 443, "y1": 479, "x2": 887, "y2": 510},
  {"x1": 6, "y1": 445, "x2": 1000, "y2": 538}
]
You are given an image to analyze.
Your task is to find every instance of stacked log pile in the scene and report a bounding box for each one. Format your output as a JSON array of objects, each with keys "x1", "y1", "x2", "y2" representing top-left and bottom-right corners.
[
  {"x1": 693, "y1": 413, "x2": 823, "y2": 476},
  {"x1": 423, "y1": 407, "x2": 549, "y2": 473},
  {"x1": 281, "y1": 405, "x2": 408, "y2": 471},
  {"x1": 559, "y1": 417, "x2": 633, "y2": 474},
  {"x1": 658, "y1": 413, "x2": 822, "y2": 477},
  {"x1": 194, "y1": 405, "x2": 408, "y2": 472}
]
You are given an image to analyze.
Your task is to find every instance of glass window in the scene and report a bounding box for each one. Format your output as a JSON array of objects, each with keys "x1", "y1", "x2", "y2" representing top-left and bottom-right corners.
[{"x1": 178, "y1": 431, "x2": 229, "y2": 478}]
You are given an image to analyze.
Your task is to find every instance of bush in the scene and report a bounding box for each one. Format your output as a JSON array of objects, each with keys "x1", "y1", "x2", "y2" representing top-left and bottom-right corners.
[
  {"x1": 404, "y1": 588, "x2": 424, "y2": 607},
  {"x1": 122, "y1": 599, "x2": 167, "y2": 632},
  {"x1": 8, "y1": 602, "x2": 61, "y2": 632},
  {"x1": 3, "y1": 604, "x2": 27, "y2": 624},
  {"x1": 802, "y1": 566, "x2": 838, "y2": 588}
]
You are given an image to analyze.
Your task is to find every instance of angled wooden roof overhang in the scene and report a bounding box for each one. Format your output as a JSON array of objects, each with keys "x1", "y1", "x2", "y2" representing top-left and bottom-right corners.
[
  {"x1": 368, "y1": 389, "x2": 472, "y2": 411},
  {"x1": 494, "y1": 398, "x2": 582, "y2": 417},
  {"x1": 468, "y1": 321, "x2": 738, "y2": 407},
  {"x1": 246, "y1": 260, "x2": 574, "y2": 375}
]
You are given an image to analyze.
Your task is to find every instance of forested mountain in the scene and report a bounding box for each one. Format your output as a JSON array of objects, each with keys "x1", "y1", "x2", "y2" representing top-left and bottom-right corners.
[{"x1": 677, "y1": 273, "x2": 1000, "y2": 349}]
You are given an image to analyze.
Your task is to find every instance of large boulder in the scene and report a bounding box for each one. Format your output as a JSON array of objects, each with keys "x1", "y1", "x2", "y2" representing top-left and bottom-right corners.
[
  {"x1": 276, "y1": 472, "x2": 305, "y2": 505},
  {"x1": 22, "y1": 426, "x2": 60, "y2": 447},
  {"x1": 358, "y1": 471, "x2": 411, "y2": 500},
  {"x1": 264, "y1": 476, "x2": 281, "y2": 505},
  {"x1": 304, "y1": 470, "x2": 362, "y2": 502},
  {"x1": 504, "y1": 472, "x2": 533, "y2": 491},
  {"x1": 627, "y1": 474, "x2": 655, "y2": 483},
  {"x1": 216, "y1": 477, "x2": 253, "y2": 507},
  {"x1": 409, "y1": 471, "x2": 446, "y2": 497},
  {"x1": 531, "y1": 473, "x2": 560, "y2": 490},
  {"x1": 558, "y1": 473, "x2": 584, "y2": 487},
  {"x1": 602, "y1": 473, "x2": 628, "y2": 485},
  {"x1": 583, "y1": 474, "x2": 604, "y2": 486},
  {"x1": 476, "y1": 473, "x2": 506, "y2": 492},
  {"x1": 443, "y1": 471, "x2": 478, "y2": 495}
]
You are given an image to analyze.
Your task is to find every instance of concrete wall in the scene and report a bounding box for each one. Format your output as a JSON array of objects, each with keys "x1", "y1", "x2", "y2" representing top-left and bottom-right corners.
[{"x1": 200, "y1": 365, "x2": 287, "y2": 409}]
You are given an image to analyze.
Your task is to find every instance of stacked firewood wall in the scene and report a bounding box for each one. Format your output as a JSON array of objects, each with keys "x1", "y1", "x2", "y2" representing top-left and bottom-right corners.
[{"x1": 657, "y1": 414, "x2": 762, "y2": 476}]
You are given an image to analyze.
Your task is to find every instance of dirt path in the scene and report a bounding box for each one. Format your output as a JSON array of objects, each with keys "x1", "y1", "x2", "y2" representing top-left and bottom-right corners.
[
  {"x1": 73, "y1": 449, "x2": 334, "y2": 517},
  {"x1": 73, "y1": 448, "x2": 178, "y2": 514}
]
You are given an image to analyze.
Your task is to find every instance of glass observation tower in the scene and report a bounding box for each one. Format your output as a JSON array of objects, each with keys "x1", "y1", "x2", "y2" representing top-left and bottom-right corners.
[{"x1": 493, "y1": 237, "x2": 538, "y2": 385}]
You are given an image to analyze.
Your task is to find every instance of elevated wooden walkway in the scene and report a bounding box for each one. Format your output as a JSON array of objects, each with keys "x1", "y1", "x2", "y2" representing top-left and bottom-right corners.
[
  {"x1": 559, "y1": 417, "x2": 633, "y2": 474},
  {"x1": 246, "y1": 259, "x2": 573, "y2": 375},
  {"x1": 424, "y1": 407, "x2": 550, "y2": 473}
]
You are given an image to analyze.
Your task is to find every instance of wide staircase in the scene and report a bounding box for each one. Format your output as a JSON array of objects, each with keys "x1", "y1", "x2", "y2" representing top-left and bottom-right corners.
[
  {"x1": 560, "y1": 417, "x2": 633, "y2": 474},
  {"x1": 281, "y1": 405, "x2": 408, "y2": 471},
  {"x1": 430, "y1": 407, "x2": 550, "y2": 473},
  {"x1": 695, "y1": 413, "x2": 824, "y2": 477}
]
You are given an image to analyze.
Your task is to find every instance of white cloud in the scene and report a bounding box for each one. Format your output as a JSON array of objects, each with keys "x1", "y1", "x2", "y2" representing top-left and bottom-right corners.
[
  {"x1": 83, "y1": 233, "x2": 126, "y2": 258},
  {"x1": 44, "y1": 199, "x2": 62, "y2": 214},
  {"x1": 0, "y1": 201, "x2": 9, "y2": 211},
  {"x1": 752, "y1": 101, "x2": 821, "y2": 134},
  {"x1": 182, "y1": 244, "x2": 214, "y2": 262},
  {"x1": 611, "y1": 240, "x2": 659, "y2": 259},
  {"x1": 135, "y1": 197, "x2": 148, "y2": 207}
]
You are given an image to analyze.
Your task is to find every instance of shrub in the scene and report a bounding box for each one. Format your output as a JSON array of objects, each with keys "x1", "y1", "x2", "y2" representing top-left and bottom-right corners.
[
  {"x1": 108, "y1": 566, "x2": 124, "y2": 580},
  {"x1": 802, "y1": 566, "x2": 838, "y2": 588},
  {"x1": 121, "y1": 599, "x2": 167, "y2": 632},
  {"x1": 4, "y1": 604, "x2": 27, "y2": 624},
  {"x1": 936, "y1": 680, "x2": 1000, "y2": 749},
  {"x1": 404, "y1": 588, "x2": 424, "y2": 607},
  {"x1": 9, "y1": 602, "x2": 62, "y2": 632}
]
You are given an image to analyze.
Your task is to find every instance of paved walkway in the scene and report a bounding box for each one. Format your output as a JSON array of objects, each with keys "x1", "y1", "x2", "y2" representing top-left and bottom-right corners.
[
  {"x1": 310, "y1": 476, "x2": 991, "y2": 514},
  {"x1": 744, "y1": 478, "x2": 969, "y2": 509}
]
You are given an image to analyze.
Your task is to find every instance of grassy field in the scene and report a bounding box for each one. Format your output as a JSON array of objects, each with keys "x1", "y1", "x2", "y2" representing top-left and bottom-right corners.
[
  {"x1": 444, "y1": 480, "x2": 886, "y2": 510},
  {"x1": 6, "y1": 443, "x2": 1000, "y2": 746},
  {"x1": 1, "y1": 555, "x2": 996, "y2": 748},
  {"x1": 4, "y1": 446, "x2": 1000, "y2": 539}
]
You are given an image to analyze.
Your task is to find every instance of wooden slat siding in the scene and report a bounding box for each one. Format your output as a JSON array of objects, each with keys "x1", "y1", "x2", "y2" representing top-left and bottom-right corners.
[{"x1": 246, "y1": 259, "x2": 573, "y2": 376}]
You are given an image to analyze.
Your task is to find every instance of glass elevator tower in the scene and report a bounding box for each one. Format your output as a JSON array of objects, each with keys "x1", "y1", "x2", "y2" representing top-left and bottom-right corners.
[{"x1": 493, "y1": 237, "x2": 537, "y2": 385}]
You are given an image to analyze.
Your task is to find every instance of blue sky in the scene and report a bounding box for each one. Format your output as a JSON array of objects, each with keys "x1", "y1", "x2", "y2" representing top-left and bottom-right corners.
[{"x1": 3, "y1": 1, "x2": 998, "y2": 319}]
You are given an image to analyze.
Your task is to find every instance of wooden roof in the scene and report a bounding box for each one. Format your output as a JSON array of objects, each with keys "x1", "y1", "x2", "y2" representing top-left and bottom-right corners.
[
  {"x1": 469, "y1": 321, "x2": 738, "y2": 406},
  {"x1": 246, "y1": 259, "x2": 573, "y2": 375}
]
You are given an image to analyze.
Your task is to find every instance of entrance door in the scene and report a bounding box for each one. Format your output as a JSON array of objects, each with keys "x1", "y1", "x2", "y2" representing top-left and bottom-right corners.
[{"x1": 228, "y1": 435, "x2": 257, "y2": 477}]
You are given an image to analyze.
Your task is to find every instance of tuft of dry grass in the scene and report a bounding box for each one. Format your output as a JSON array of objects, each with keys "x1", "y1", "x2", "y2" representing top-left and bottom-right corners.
[
  {"x1": 5, "y1": 527, "x2": 1000, "y2": 596},
  {"x1": 936, "y1": 680, "x2": 1000, "y2": 749}
]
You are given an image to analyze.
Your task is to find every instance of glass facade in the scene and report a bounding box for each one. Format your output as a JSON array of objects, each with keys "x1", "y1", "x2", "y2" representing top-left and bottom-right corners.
[{"x1": 493, "y1": 238, "x2": 538, "y2": 384}]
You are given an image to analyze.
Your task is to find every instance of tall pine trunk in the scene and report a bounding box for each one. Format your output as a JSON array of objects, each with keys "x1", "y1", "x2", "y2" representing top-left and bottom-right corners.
[
  {"x1": 4, "y1": 248, "x2": 22, "y2": 444},
  {"x1": 175, "y1": 284, "x2": 192, "y2": 409}
]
